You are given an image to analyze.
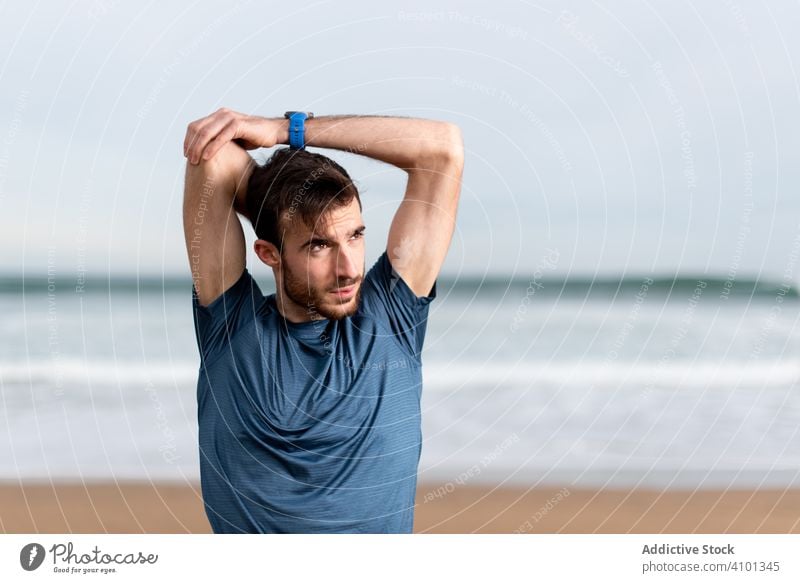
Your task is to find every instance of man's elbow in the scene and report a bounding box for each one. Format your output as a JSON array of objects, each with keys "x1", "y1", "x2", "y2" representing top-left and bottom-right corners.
[
  {"x1": 427, "y1": 122, "x2": 464, "y2": 173},
  {"x1": 443, "y1": 123, "x2": 464, "y2": 170}
]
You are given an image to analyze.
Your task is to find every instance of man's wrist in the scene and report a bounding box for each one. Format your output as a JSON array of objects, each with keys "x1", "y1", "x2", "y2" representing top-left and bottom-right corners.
[
  {"x1": 282, "y1": 111, "x2": 315, "y2": 149},
  {"x1": 255, "y1": 117, "x2": 290, "y2": 148},
  {"x1": 275, "y1": 117, "x2": 290, "y2": 146}
]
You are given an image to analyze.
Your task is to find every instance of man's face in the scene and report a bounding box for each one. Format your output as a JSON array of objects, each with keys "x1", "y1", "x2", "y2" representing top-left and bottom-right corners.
[{"x1": 280, "y1": 198, "x2": 366, "y2": 320}]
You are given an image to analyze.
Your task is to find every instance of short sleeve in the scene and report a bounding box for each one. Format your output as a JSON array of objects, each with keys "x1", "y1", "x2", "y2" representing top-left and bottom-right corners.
[
  {"x1": 191, "y1": 268, "x2": 263, "y2": 365},
  {"x1": 358, "y1": 251, "x2": 437, "y2": 359}
]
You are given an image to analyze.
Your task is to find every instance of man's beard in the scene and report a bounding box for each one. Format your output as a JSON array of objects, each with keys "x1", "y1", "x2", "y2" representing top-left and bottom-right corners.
[{"x1": 281, "y1": 257, "x2": 363, "y2": 320}]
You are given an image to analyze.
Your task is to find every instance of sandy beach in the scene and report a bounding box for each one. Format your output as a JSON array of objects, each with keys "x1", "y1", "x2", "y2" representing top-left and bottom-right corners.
[{"x1": 1, "y1": 482, "x2": 798, "y2": 533}]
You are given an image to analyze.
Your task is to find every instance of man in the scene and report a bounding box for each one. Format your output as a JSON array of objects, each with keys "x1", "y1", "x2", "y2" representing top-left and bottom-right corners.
[{"x1": 182, "y1": 108, "x2": 464, "y2": 533}]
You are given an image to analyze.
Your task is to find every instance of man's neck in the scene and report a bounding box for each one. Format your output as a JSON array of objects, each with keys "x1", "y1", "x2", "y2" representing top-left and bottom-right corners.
[{"x1": 273, "y1": 287, "x2": 325, "y2": 324}]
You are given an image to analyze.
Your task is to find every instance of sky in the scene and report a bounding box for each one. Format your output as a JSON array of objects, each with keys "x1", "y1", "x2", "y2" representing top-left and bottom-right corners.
[{"x1": 1, "y1": 0, "x2": 799, "y2": 282}]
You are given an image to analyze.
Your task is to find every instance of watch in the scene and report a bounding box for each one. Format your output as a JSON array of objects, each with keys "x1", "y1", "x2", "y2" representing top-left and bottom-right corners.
[{"x1": 284, "y1": 111, "x2": 314, "y2": 150}]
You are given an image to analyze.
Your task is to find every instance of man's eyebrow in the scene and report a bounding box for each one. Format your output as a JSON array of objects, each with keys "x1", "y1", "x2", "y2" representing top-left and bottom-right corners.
[
  {"x1": 299, "y1": 225, "x2": 366, "y2": 250},
  {"x1": 300, "y1": 236, "x2": 330, "y2": 250}
]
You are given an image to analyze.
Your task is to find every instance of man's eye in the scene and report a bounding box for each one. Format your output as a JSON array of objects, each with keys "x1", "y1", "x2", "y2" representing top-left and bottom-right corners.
[{"x1": 311, "y1": 243, "x2": 327, "y2": 252}]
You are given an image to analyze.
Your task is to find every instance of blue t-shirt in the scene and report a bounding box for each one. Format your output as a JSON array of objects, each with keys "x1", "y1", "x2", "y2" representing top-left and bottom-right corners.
[{"x1": 191, "y1": 251, "x2": 436, "y2": 533}]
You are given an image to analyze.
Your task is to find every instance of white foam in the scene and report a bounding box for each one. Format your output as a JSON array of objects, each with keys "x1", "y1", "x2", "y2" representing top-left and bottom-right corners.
[
  {"x1": 421, "y1": 360, "x2": 800, "y2": 390},
  {"x1": 3, "y1": 358, "x2": 798, "y2": 390},
  {"x1": 0, "y1": 358, "x2": 199, "y2": 386}
]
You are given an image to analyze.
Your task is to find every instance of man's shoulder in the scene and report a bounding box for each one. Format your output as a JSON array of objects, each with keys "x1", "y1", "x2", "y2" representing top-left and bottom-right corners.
[
  {"x1": 192, "y1": 268, "x2": 277, "y2": 363},
  {"x1": 355, "y1": 250, "x2": 402, "y2": 320},
  {"x1": 358, "y1": 250, "x2": 437, "y2": 311},
  {"x1": 352, "y1": 250, "x2": 435, "y2": 362}
]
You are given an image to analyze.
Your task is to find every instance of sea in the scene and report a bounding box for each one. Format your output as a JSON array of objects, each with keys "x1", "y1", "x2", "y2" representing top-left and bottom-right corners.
[{"x1": 2, "y1": 271, "x2": 799, "y2": 490}]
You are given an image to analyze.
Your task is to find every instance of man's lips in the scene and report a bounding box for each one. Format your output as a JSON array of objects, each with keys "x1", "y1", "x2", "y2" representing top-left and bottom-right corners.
[{"x1": 329, "y1": 284, "x2": 357, "y2": 298}]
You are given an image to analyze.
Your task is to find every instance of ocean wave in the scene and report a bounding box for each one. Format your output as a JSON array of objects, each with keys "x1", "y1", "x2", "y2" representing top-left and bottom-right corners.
[
  {"x1": 2, "y1": 358, "x2": 798, "y2": 390},
  {"x1": 0, "y1": 358, "x2": 199, "y2": 385},
  {"x1": 422, "y1": 361, "x2": 800, "y2": 390},
  {"x1": 2, "y1": 274, "x2": 796, "y2": 299}
]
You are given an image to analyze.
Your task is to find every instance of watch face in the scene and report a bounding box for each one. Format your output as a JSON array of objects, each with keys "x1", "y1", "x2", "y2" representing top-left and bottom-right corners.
[{"x1": 284, "y1": 111, "x2": 313, "y2": 118}]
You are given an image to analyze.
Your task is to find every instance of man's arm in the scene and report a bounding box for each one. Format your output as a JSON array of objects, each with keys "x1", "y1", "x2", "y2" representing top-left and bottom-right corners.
[
  {"x1": 302, "y1": 116, "x2": 464, "y2": 297},
  {"x1": 184, "y1": 110, "x2": 464, "y2": 298},
  {"x1": 182, "y1": 141, "x2": 255, "y2": 306}
]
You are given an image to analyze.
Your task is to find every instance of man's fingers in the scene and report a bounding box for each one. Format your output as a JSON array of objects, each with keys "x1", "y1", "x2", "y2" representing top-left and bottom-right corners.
[
  {"x1": 188, "y1": 118, "x2": 228, "y2": 164},
  {"x1": 184, "y1": 114, "x2": 214, "y2": 158},
  {"x1": 199, "y1": 121, "x2": 240, "y2": 162},
  {"x1": 183, "y1": 108, "x2": 231, "y2": 154},
  {"x1": 184, "y1": 110, "x2": 236, "y2": 164}
]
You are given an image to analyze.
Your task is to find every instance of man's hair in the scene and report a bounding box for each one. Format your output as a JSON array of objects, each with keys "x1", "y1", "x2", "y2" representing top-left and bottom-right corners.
[{"x1": 245, "y1": 147, "x2": 361, "y2": 250}]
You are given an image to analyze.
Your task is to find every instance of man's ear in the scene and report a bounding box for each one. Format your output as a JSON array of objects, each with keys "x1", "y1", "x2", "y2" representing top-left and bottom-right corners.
[{"x1": 254, "y1": 239, "x2": 281, "y2": 268}]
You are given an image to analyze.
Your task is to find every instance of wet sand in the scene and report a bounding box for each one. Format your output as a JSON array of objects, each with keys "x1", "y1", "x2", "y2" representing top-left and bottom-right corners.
[{"x1": 1, "y1": 482, "x2": 798, "y2": 533}]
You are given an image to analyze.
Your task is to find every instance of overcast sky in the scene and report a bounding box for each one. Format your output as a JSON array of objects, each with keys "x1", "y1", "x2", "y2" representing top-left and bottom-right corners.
[{"x1": 1, "y1": 0, "x2": 799, "y2": 281}]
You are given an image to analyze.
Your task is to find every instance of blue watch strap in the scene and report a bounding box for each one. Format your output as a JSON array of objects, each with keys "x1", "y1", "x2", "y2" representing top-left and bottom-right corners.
[{"x1": 287, "y1": 112, "x2": 308, "y2": 150}]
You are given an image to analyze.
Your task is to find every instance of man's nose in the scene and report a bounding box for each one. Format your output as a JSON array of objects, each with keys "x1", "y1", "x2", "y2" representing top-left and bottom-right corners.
[{"x1": 335, "y1": 246, "x2": 359, "y2": 281}]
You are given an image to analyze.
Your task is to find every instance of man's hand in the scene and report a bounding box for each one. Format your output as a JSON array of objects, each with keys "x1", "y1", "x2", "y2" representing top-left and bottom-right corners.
[{"x1": 183, "y1": 107, "x2": 287, "y2": 165}]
